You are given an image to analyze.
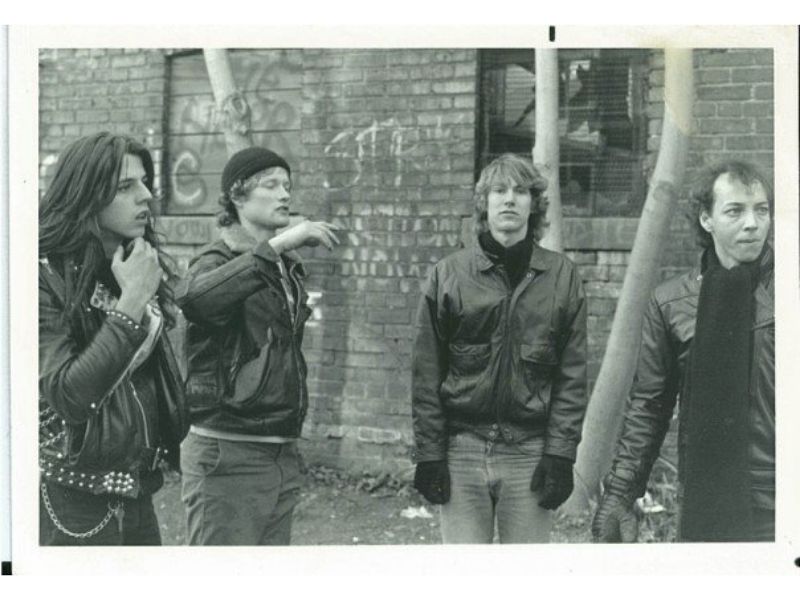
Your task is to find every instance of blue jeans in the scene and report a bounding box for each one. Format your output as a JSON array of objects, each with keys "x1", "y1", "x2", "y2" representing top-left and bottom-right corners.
[
  {"x1": 180, "y1": 432, "x2": 302, "y2": 545},
  {"x1": 439, "y1": 431, "x2": 553, "y2": 544}
]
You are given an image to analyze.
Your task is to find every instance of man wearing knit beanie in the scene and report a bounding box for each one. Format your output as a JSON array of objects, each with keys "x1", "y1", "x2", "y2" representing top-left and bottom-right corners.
[{"x1": 177, "y1": 146, "x2": 341, "y2": 545}]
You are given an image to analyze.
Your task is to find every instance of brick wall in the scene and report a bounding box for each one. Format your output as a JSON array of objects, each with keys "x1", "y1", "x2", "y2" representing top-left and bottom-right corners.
[
  {"x1": 38, "y1": 47, "x2": 773, "y2": 474},
  {"x1": 296, "y1": 49, "x2": 477, "y2": 471},
  {"x1": 38, "y1": 49, "x2": 168, "y2": 200}
]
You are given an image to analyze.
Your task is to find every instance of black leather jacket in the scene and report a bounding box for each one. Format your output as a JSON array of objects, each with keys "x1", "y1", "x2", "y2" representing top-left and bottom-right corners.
[
  {"x1": 608, "y1": 246, "x2": 774, "y2": 509},
  {"x1": 177, "y1": 225, "x2": 311, "y2": 437},
  {"x1": 39, "y1": 258, "x2": 187, "y2": 498},
  {"x1": 412, "y1": 242, "x2": 588, "y2": 463}
]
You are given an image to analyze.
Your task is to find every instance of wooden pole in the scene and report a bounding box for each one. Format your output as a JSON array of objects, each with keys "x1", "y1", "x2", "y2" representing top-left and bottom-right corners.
[
  {"x1": 533, "y1": 49, "x2": 563, "y2": 252},
  {"x1": 565, "y1": 49, "x2": 694, "y2": 513},
  {"x1": 203, "y1": 49, "x2": 252, "y2": 156}
]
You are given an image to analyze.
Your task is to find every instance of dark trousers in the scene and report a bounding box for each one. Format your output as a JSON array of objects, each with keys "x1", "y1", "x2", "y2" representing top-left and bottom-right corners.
[
  {"x1": 678, "y1": 506, "x2": 775, "y2": 543},
  {"x1": 750, "y1": 507, "x2": 775, "y2": 542},
  {"x1": 40, "y1": 481, "x2": 161, "y2": 546},
  {"x1": 180, "y1": 432, "x2": 302, "y2": 546}
]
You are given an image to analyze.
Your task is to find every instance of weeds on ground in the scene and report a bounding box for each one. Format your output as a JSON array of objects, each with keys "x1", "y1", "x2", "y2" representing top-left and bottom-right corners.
[
  {"x1": 637, "y1": 460, "x2": 678, "y2": 543},
  {"x1": 307, "y1": 465, "x2": 416, "y2": 498},
  {"x1": 553, "y1": 458, "x2": 678, "y2": 543}
]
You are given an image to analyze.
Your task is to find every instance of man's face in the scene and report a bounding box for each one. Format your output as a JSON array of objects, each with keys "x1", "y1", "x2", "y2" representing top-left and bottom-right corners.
[
  {"x1": 486, "y1": 178, "x2": 532, "y2": 240},
  {"x1": 700, "y1": 173, "x2": 770, "y2": 268},
  {"x1": 234, "y1": 167, "x2": 292, "y2": 231},
  {"x1": 97, "y1": 153, "x2": 152, "y2": 243}
]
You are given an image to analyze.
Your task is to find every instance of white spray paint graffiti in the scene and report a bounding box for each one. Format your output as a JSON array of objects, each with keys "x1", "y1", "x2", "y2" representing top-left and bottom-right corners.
[
  {"x1": 170, "y1": 150, "x2": 206, "y2": 208},
  {"x1": 323, "y1": 115, "x2": 462, "y2": 189}
]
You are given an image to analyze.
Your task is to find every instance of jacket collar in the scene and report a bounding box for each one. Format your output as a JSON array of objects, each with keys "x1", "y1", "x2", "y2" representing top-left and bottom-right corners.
[
  {"x1": 694, "y1": 242, "x2": 774, "y2": 283},
  {"x1": 473, "y1": 239, "x2": 553, "y2": 273},
  {"x1": 220, "y1": 223, "x2": 306, "y2": 276}
]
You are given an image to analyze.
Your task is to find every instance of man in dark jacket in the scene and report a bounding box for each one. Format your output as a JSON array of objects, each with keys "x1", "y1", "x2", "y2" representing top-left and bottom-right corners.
[
  {"x1": 177, "y1": 147, "x2": 340, "y2": 545},
  {"x1": 593, "y1": 160, "x2": 774, "y2": 543},
  {"x1": 412, "y1": 153, "x2": 588, "y2": 543}
]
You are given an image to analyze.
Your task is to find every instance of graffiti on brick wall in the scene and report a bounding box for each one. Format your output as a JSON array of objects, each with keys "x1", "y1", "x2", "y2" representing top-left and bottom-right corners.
[
  {"x1": 322, "y1": 115, "x2": 463, "y2": 188},
  {"x1": 168, "y1": 51, "x2": 302, "y2": 213},
  {"x1": 170, "y1": 149, "x2": 207, "y2": 209}
]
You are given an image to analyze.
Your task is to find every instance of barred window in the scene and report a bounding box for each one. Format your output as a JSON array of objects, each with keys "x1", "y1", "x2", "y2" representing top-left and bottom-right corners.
[
  {"x1": 164, "y1": 49, "x2": 303, "y2": 215},
  {"x1": 477, "y1": 49, "x2": 650, "y2": 217}
]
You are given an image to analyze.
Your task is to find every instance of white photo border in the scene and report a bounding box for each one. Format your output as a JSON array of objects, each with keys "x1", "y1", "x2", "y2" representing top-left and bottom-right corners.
[{"x1": 8, "y1": 24, "x2": 800, "y2": 576}]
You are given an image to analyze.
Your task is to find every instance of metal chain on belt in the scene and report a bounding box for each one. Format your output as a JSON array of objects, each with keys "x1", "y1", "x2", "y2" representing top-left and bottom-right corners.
[{"x1": 40, "y1": 482, "x2": 120, "y2": 540}]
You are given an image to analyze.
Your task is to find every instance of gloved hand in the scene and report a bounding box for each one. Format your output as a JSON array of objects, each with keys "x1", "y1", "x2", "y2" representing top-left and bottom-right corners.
[
  {"x1": 413, "y1": 460, "x2": 450, "y2": 505},
  {"x1": 592, "y1": 492, "x2": 639, "y2": 543},
  {"x1": 530, "y1": 454, "x2": 574, "y2": 509}
]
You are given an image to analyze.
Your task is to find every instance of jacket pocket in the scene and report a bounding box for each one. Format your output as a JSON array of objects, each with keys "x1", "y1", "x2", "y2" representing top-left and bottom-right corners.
[
  {"x1": 223, "y1": 330, "x2": 298, "y2": 418},
  {"x1": 181, "y1": 432, "x2": 224, "y2": 477},
  {"x1": 185, "y1": 373, "x2": 221, "y2": 413},
  {"x1": 66, "y1": 386, "x2": 139, "y2": 472},
  {"x1": 448, "y1": 342, "x2": 491, "y2": 377},
  {"x1": 440, "y1": 342, "x2": 491, "y2": 409},
  {"x1": 514, "y1": 342, "x2": 558, "y2": 420},
  {"x1": 225, "y1": 335, "x2": 273, "y2": 414}
]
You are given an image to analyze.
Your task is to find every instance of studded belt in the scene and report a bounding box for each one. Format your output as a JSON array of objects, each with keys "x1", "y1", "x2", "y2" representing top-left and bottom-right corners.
[{"x1": 38, "y1": 446, "x2": 169, "y2": 499}]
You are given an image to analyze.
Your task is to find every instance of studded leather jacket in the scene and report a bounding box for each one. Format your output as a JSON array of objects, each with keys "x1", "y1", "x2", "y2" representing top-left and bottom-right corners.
[
  {"x1": 607, "y1": 246, "x2": 775, "y2": 509},
  {"x1": 412, "y1": 242, "x2": 588, "y2": 463},
  {"x1": 39, "y1": 258, "x2": 188, "y2": 498}
]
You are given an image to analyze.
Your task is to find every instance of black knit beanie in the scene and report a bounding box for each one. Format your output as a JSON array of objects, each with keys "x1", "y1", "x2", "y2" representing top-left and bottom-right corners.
[{"x1": 221, "y1": 147, "x2": 291, "y2": 193}]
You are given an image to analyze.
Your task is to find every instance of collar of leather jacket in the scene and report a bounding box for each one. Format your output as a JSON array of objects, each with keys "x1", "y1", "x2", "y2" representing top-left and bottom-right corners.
[
  {"x1": 472, "y1": 240, "x2": 554, "y2": 273},
  {"x1": 694, "y1": 242, "x2": 774, "y2": 281},
  {"x1": 219, "y1": 223, "x2": 306, "y2": 276}
]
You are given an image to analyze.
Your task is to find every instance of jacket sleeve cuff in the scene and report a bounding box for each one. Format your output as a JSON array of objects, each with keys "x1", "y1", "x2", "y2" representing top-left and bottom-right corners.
[
  {"x1": 603, "y1": 472, "x2": 641, "y2": 503},
  {"x1": 105, "y1": 309, "x2": 147, "y2": 335},
  {"x1": 544, "y1": 437, "x2": 577, "y2": 462},
  {"x1": 411, "y1": 444, "x2": 447, "y2": 463}
]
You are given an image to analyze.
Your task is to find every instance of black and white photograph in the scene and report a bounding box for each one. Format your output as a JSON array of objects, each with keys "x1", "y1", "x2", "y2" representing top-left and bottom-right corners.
[{"x1": 3, "y1": 22, "x2": 800, "y2": 577}]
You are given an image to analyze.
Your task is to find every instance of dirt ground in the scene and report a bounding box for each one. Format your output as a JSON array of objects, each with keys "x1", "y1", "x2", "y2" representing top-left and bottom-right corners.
[
  {"x1": 154, "y1": 471, "x2": 442, "y2": 545},
  {"x1": 151, "y1": 465, "x2": 649, "y2": 545}
]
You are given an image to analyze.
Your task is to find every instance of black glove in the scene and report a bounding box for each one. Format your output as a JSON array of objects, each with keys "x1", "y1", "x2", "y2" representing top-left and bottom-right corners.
[
  {"x1": 592, "y1": 492, "x2": 639, "y2": 543},
  {"x1": 530, "y1": 454, "x2": 574, "y2": 510},
  {"x1": 413, "y1": 460, "x2": 450, "y2": 505}
]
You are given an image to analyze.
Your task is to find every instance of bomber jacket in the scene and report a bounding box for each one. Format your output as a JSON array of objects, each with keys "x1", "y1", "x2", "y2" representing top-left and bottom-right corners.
[
  {"x1": 412, "y1": 241, "x2": 588, "y2": 463},
  {"x1": 39, "y1": 257, "x2": 187, "y2": 498},
  {"x1": 608, "y1": 245, "x2": 775, "y2": 509},
  {"x1": 177, "y1": 224, "x2": 311, "y2": 437}
]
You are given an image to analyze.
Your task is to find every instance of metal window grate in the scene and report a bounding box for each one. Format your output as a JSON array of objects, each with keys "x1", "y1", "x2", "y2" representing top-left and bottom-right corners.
[{"x1": 477, "y1": 49, "x2": 650, "y2": 217}]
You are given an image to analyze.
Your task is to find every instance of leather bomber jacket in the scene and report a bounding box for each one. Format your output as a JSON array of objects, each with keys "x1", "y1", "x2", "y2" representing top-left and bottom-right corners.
[
  {"x1": 608, "y1": 245, "x2": 775, "y2": 509},
  {"x1": 177, "y1": 224, "x2": 312, "y2": 437},
  {"x1": 39, "y1": 258, "x2": 188, "y2": 498},
  {"x1": 412, "y1": 242, "x2": 588, "y2": 463}
]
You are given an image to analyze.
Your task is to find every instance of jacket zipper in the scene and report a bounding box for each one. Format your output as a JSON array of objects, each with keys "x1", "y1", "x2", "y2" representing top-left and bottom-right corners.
[
  {"x1": 98, "y1": 334, "x2": 148, "y2": 407},
  {"x1": 102, "y1": 303, "x2": 162, "y2": 449},
  {"x1": 288, "y1": 263, "x2": 307, "y2": 434},
  {"x1": 129, "y1": 382, "x2": 151, "y2": 449},
  {"x1": 497, "y1": 269, "x2": 535, "y2": 421},
  {"x1": 99, "y1": 301, "x2": 163, "y2": 404},
  {"x1": 226, "y1": 336, "x2": 244, "y2": 395}
]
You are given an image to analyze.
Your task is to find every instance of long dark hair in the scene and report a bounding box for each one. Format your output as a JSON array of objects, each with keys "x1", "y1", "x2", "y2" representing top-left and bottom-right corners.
[{"x1": 39, "y1": 132, "x2": 178, "y2": 341}]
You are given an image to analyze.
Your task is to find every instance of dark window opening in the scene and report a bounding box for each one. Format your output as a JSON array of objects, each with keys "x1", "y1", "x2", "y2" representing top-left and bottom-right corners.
[{"x1": 477, "y1": 48, "x2": 650, "y2": 217}]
